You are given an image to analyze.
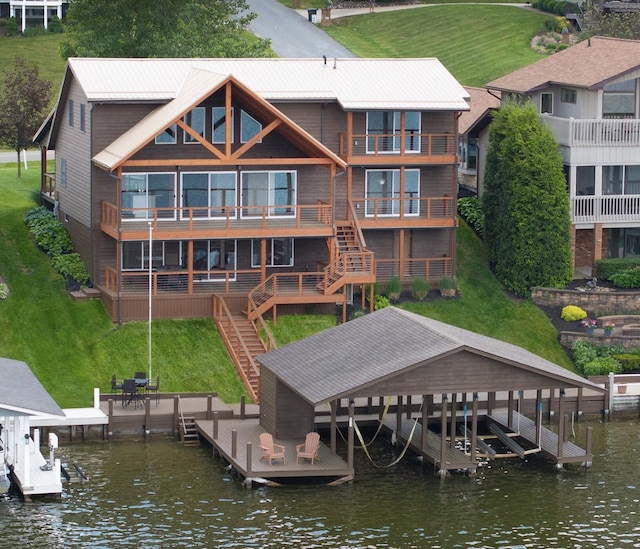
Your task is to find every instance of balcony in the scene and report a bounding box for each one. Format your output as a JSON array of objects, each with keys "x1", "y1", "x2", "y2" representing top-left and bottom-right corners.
[
  {"x1": 100, "y1": 201, "x2": 333, "y2": 240},
  {"x1": 351, "y1": 196, "x2": 456, "y2": 228},
  {"x1": 572, "y1": 195, "x2": 640, "y2": 224},
  {"x1": 540, "y1": 115, "x2": 640, "y2": 147},
  {"x1": 339, "y1": 132, "x2": 456, "y2": 164}
]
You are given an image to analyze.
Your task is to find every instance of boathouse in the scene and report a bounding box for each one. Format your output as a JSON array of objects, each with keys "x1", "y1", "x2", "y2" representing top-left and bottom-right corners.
[
  {"x1": 0, "y1": 357, "x2": 65, "y2": 499},
  {"x1": 249, "y1": 307, "x2": 606, "y2": 479}
]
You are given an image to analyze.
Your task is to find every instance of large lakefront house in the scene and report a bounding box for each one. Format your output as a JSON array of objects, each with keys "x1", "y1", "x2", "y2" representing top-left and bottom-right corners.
[
  {"x1": 35, "y1": 58, "x2": 469, "y2": 327},
  {"x1": 486, "y1": 36, "x2": 640, "y2": 277}
]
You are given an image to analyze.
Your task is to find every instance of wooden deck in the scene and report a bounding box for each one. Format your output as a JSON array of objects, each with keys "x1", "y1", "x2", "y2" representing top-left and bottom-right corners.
[
  {"x1": 488, "y1": 411, "x2": 591, "y2": 466},
  {"x1": 196, "y1": 418, "x2": 353, "y2": 485},
  {"x1": 381, "y1": 416, "x2": 476, "y2": 475}
]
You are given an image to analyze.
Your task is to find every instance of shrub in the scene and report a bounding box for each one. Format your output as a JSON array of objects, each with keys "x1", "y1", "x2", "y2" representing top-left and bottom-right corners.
[
  {"x1": 373, "y1": 295, "x2": 390, "y2": 310},
  {"x1": 22, "y1": 25, "x2": 48, "y2": 37},
  {"x1": 439, "y1": 276, "x2": 456, "y2": 297},
  {"x1": 457, "y1": 197, "x2": 484, "y2": 237},
  {"x1": 612, "y1": 353, "x2": 640, "y2": 373},
  {"x1": 595, "y1": 258, "x2": 640, "y2": 280},
  {"x1": 561, "y1": 305, "x2": 587, "y2": 322},
  {"x1": 582, "y1": 356, "x2": 622, "y2": 376},
  {"x1": 410, "y1": 277, "x2": 429, "y2": 300},
  {"x1": 571, "y1": 341, "x2": 598, "y2": 374},
  {"x1": 48, "y1": 16, "x2": 64, "y2": 34},
  {"x1": 0, "y1": 282, "x2": 9, "y2": 300},
  {"x1": 34, "y1": 223, "x2": 73, "y2": 257},
  {"x1": 6, "y1": 17, "x2": 19, "y2": 36},
  {"x1": 51, "y1": 253, "x2": 90, "y2": 286},
  {"x1": 24, "y1": 206, "x2": 55, "y2": 231},
  {"x1": 610, "y1": 267, "x2": 640, "y2": 288},
  {"x1": 385, "y1": 276, "x2": 401, "y2": 301}
]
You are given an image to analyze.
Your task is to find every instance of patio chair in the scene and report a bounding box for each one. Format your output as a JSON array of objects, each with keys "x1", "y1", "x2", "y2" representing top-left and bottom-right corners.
[
  {"x1": 122, "y1": 379, "x2": 140, "y2": 408},
  {"x1": 259, "y1": 433, "x2": 286, "y2": 465},
  {"x1": 296, "y1": 432, "x2": 320, "y2": 464},
  {"x1": 111, "y1": 374, "x2": 123, "y2": 397},
  {"x1": 146, "y1": 375, "x2": 160, "y2": 406}
]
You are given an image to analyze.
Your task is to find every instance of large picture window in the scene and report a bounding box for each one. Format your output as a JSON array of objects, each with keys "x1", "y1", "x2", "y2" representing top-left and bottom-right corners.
[
  {"x1": 603, "y1": 80, "x2": 636, "y2": 118},
  {"x1": 181, "y1": 172, "x2": 237, "y2": 219},
  {"x1": 603, "y1": 165, "x2": 640, "y2": 195},
  {"x1": 366, "y1": 111, "x2": 420, "y2": 154},
  {"x1": 251, "y1": 238, "x2": 294, "y2": 267},
  {"x1": 184, "y1": 107, "x2": 205, "y2": 143},
  {"x1": 193, "y1": 239, "x2": 236, "y2": 281},
  {"x1": 241, "y1": 171, "x2": 296, "y2": 218},
  {"x1": 212, "y1": 107, "x2": 233, "y2": 144},
  {"x1": 365, "y1": 169, "x2": 419, "y2": 217},
  {"x1": 122, "y1": 173, "x2": 176, "y2": 220},
  {"x1": 122, "y1": 240, "x2": 181, "y2": 270}
]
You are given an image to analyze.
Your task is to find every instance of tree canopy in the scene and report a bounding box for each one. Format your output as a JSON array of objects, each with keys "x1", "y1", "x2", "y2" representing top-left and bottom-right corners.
[
  {"x1": 0, "y1": 56, "x2": 52, "y2": 178},
  {"x1": 60, "y1": 0, "x2": 271, "y2": 59},
  {"x1": 582, "y1": 5, "x2": 640, "y2": 40},
  {"x1": 482, "y1": 101, "x2": 573, "y2": 297}
]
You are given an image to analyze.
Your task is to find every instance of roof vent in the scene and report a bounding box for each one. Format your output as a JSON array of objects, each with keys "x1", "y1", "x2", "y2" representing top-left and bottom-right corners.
[
  {"x1": 333, "y1": 57, "x2": 337, "y2": 70},
  {"x1": 323, "y1": 55, "x2": 327, "y2": 65}
]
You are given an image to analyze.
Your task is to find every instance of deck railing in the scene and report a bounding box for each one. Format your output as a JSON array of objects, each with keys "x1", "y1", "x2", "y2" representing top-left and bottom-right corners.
[
  {"x1": 375, "y1": 256, "x2": 454, "y2": 282},
  {"x1": 540, "y1": 115, "x2": 640, "y2": 147},
  {"x1": 339, "y1": 132, "x2": 455, "y2": 157},
  {"x1": 351, "y1": 196, "x2": 455, "y2": 222},
  {"x1": 572, "y1": 195, "x2": 640, "y2": 224},
  {"x1": 101, "y1": 201, "x2": 332, "y2": 235},
  {"x1": 42, "y1": 172, "x2": 56, "y2": 198}
]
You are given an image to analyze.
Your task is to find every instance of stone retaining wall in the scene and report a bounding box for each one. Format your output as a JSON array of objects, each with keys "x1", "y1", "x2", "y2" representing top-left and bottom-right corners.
[
  {"x1": 560, "y1": 330, "x2": 640, "y2": 350},
  {"x1": 532, "y1": 287, "x2": 640, "y2": 314}
]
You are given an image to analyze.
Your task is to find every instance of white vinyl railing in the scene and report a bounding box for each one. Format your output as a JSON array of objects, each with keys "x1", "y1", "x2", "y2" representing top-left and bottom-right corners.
[
  {"x1": 540, "y1": 115, "x2": 640, "y2": 147},
  {"x1": 572, "y1": 195, "x2": 640, "y2": 224}
]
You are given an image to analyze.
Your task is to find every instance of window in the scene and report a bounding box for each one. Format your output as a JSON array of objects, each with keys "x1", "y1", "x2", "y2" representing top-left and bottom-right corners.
[
  {"x1": 603, "y1": 165, "x2": 640, "y2": 195},
  {"x1": 541, "y1": 92, "x2": 553, "y2": 114},
  {"x1": 80, "y1": 104, "x2": 85, "y2": 132},
  {"x1": 251, "y1": 238, "x2": 294, "y2": 267},
  {"x1": 121, "y1": 173, "x2": 176, "y2": 220},
  {"x1": 603, "y1": 80, "x2": 636, "y2": 118},
  {"x1": 241, "y1": 110, "x2": 262, "y2": 143},
  {"x1": 156, "y1": 124, "x2": 177, "y2": 144},
  {"x1": 366, "y1": 111, "x2": 420, "y2": 154},
  {"x1": 193, "y1": 239, "x2": 236, "y2": 281},
  {"x1": 212, "y1": 107, "x2": 233, "y2": 144},
  {"x1": 184, "y1": 107, "x2": 205, "y2": 143},
  {"x1": 241, "y1": 171, "x2": 296, "y2": 217},
  {"x1": 365, "y1": 169, "x2": 420, "y2": 217},
  {"x1": 560, "y1": 88, "x2": 577, "y2": 104},
  {"x1": 122, "y1": 240, "x2": 178, "y2": 270},
  {"x1": 576, "y1": 166, "x2": 595, "y2": 196},
  {"x1": 60, "y1": 158, "x2": 66, "y2": 189},
  {"x1": 181, "y1": 172, "x2": 237, "y2": 218},
  {"x1": 608, "y1": 228, "x2": 640, "y2": 259},
  {"x1": 467, "y1": 141, "x2": 477, "y2": 170},
  {"x1": 68, "y1": 99, "x2": 74, "y2": 127}
]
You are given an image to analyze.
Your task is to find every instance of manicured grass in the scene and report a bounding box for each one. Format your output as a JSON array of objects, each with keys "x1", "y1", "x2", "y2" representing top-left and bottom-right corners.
[
  {"x1": 0, "y1": 34, "x2": 66, "y2": 97},
  {"x1": 324, "y1": 5, "x2": 548, "y2": 86},
  {"x1": 0, "y1": 163, "x2": 247, "y2": 407}
]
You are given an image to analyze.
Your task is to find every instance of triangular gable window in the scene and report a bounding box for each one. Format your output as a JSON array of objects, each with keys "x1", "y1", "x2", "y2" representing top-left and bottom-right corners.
[{"x1": 241, "y1": 110, "x2": 262, "y2": 143}]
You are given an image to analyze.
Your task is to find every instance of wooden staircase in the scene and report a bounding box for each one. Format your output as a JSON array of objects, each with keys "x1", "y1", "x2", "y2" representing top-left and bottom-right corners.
[{"x1": 180, "y1": 416, "x2": 200, "y2": 445}]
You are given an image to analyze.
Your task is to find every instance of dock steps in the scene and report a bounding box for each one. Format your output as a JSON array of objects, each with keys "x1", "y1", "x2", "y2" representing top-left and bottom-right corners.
[
  {"x1": 180, "y1": 417, "x2": 200, "y2": 444},
  {"x1": 458, "y1": 426, "x2": 497, "y2": 459}
]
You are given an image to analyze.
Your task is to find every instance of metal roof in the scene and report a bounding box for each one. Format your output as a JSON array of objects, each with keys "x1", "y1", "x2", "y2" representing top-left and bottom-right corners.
[
  {"x1": 68, "y1": 57, "x2": 470, "y2": 110},
  {"x1": 257, "y1": 307, "x2": 602, "y2": 406},
  {"x1": 0, "y1": 357, "x2": 64, "y2": 417}
]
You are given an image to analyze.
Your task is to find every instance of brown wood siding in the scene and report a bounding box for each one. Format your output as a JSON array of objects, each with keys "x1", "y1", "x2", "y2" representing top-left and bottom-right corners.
[
  {"x1": 259, "y1": 368, "x2": 276, "y2": 433},
  {"x1": 362, "y1": 230, "x2": 396, "y2": 260},
  {"x1": 410, "y1": 228, "x2": 450, "y2": 257},
  {"x1": 58, "y1": 209, "x2": 93, "y2": 275},
  {"x1": 276, "y1": 101, "x2": 344, "y2": 153},
  {"x1": 91, "y1": 103, "x2": 157, "y2": 155},
  {"x1": 56, "y1": 79, "x2": 92, "y2": 228},
  {"x1": 274, "y1": 379, "x2": 315, "y2": 439},
  {"x1": 100, "y1": 291, "x2": 215, "y2": 322}
]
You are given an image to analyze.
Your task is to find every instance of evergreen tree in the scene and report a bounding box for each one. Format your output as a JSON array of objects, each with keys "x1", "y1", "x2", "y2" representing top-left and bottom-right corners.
[{"x1": 482, "y1": 101, "x2": 573, "y2": 296}]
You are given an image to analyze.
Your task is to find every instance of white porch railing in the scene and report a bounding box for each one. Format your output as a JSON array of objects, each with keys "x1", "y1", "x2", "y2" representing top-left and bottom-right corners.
[
  {"x1": 540, "y1": 115, "x2": 640, "y2": 147},
  {"x1": 572, "y1": 195, "x2": 640, "y2": 224}
]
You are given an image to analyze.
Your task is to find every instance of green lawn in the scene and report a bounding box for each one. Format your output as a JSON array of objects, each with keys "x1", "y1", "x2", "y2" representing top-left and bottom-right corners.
[
  {"x1": 0, "y1": 163, "x2": 247, "y2": 407},
  {"x1": 324, "y1": 5, "x2": 548, "y2": 86}
]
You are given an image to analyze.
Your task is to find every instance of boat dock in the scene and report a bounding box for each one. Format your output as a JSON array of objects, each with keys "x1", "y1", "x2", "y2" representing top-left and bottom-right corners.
[{"x1": 195, "y1": 417, "x2": 353, "y2": 486}]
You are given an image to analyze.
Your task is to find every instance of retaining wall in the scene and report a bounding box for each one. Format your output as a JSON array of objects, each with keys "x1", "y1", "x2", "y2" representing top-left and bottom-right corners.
[{"x1": 531, "y1": 287, "x2": 640, "y2": 314}]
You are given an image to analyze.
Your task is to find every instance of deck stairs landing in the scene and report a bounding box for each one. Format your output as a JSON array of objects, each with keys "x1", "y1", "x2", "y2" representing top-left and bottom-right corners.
[{"x1": 180, "y1": 417, "x2": 200, "y2": 444}]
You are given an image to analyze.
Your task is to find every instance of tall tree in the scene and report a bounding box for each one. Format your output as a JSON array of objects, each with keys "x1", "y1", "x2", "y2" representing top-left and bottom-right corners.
[
  {"x1": 60, "y1": 0, "x2": 271, "y2": 59},
  {"x1": 0, "y1": 56, "x2": 52, "y2": 178},
  {"x1": 482, "y1": 101, "x2": 573, "y2": 297},
  {"x1": 582, "y1": 5, "x2": 640, "y2": 40}
]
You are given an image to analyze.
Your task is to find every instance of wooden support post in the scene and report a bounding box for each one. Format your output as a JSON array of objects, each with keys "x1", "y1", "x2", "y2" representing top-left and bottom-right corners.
[
  {"x1": 557, "y1": 389, "x2": 565, "y2": 459},
  {"x1": 548, "y1": 388, "x2": 555, "y2": 422},
  {"x1": 576, "y1": 388, "x2": 583, "y2": 418},
  {"x1": 585, "y1": 426, "x2": 593, "y2": 467},
  {"x1": 507, "y1": 391, "x2": 514, "y2": 429},
  {"x1": 108, "y1": 399, "x2": 114, "y2": 439},
  {"x1": 535, "y1": 390, "x2": 543, "y2": 447},
  {"x1": 426, "y1": 394, "x2": 434, "y2": 417},
  {"x1": 440, "y1": 395, "x2": 448, "y2": 468},
  {"x1": 331, "y1": 400, "x2": 337, "y2": 454},
  {"x1": 232, "y1": 429, "x2": 238, "y2": 459},
  {"x1": 406, "y1": 395, "x2": 412, "y2": 419},
  {"x1": 348, "y1": 400, "x2": 355, "y2": 471},
  {"x1": 241, "y1": 395, "x2": 246, "y2": 419},
  {"x1": 471, "y1": 393, "x2": 479, "y2": 463},
  {"x1": 488, "y1": 391, "x2": 495, "y2": 415},
  {"x1": 145, "y1": 398, "x2": 151, "y2": 436},
  {"x1": 449, "y1": 393, "x2": 457, "y2": 450},
  {"x1": 396, "y1": 395, "x2": 403, "y2": 435},
  {"x1": 246, "y1": 442, "x2": 252, "y2": 474},
  {"x1": 213, "y1": 411, "x2": 219, "y2": 439},
  {"x1": 421, "y1": 395, "x2": 428, "y2": 452},
  {"x1": 207, "y1": 395, "x2": 213, "y2": 420},
  {"x1": 173, "y1": 396, "x2": 179, "y2": 436}
]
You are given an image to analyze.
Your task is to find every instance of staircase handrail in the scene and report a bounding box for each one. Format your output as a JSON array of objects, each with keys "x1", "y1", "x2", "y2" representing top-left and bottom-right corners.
[
  {"x1": 347, "y1": 199, "x2": 370, "y2": 251},
  {"x1": 213, "y1": 295, "x2": 261, "y2": 402},
  {"x1": 247, "y1": 294, "x2": 277, "y2": 352},
  {"x1": 177, "y1": 395, "x2": 188, "y2": 436}
]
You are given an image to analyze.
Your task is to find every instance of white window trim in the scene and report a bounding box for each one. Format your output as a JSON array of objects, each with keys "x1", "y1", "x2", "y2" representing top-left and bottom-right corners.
[
  {"x1": 155, "y1": 123, "x2": 177, "y2": 145},
  {"x1": 180, "y1": 171, "x2": 237, "y2": 220},
  {"x1": 541, "y1": 92, "x2": 553, "y2": 115},
  {"x1": 364, "y1": 168, "x2": 420, "y2": 218},
  {"x1": 240, "y1": 170, "x2": 296, "y2": 219},
  {"x1": 251, "y1": 238, "x2": 294, "y2": 268},
  {"x1": 240, "y1": 110, "x2": 262, "y2": 144},
  {"x1": 121, "y1": 172, "x2": 177, "y2": 222},
  {"x1": 183, "y1": 107, "x2": 206, "y2": 144}
]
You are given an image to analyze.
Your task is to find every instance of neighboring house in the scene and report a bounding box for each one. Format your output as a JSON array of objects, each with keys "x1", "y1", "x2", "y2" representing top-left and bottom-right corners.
[
  {"x1": 35, "y1": 57, "x2": 469, "y2": 326},
  {"x1": 0, "y1": 0, "x2": 68, "y2": 31},
  {"x1": 486, "y1": 36, "x2": 640, "y2": 276},
  {"x1": 458, "y1": 87, "x2": 500, "y2": 196}
]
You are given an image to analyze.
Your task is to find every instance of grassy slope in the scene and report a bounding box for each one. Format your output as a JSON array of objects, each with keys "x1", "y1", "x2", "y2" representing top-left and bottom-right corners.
[
  {"x1": 324, "y1": 5, "x2": 548, "y2": 86},
  {"x1": 0, "y1": 164, "x2": 247, "y2": 407}
]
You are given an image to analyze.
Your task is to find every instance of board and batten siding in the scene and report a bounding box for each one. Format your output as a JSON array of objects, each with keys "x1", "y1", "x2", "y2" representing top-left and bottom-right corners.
[{"x1": 276, "y1": 101, "x2": 344, "y2": 153}]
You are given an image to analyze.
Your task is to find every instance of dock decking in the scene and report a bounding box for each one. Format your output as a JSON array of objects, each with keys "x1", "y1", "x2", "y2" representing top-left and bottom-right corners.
[
  {"x1": 381, "y1": 417, "x2": 476, "y2": 475},
  {"x1": 195, "y1": 418, "x2": 353, "y2": 485},
  {"x1": 488, "y1": 410, "x2": 591, "y2": 466}
]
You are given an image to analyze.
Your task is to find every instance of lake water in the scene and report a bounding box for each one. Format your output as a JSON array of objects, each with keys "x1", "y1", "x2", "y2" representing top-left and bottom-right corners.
[{"x1": 1, "y1": 417, "x2": 639, "y2": 548}]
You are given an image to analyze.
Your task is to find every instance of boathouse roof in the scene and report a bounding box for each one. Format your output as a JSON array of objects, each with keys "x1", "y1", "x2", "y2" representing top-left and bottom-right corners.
[
  {"x1": 257, "y1": 307, "x2": 604, "y2": 406},
  {"x1": 0, "y1": 357, "x2": 64, "y2": 417}
]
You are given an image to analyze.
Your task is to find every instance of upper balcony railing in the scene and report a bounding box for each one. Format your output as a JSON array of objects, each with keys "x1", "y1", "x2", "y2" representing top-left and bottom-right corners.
[
  {"x1": 101, "y1": 200, "x2": 333, "y2": 238},
  {"x1": 351, "y1": 196, "x2": 456, "y2": 226},
  {"x1": 540, "y1": 115, "x2": 640, "y2": 147},
  {"x1": 572, "y1": 195, "x2": 640, "y2": 224},
  {"x1": 339, "y1": 132, "x2": 456, "y2": 160}
]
